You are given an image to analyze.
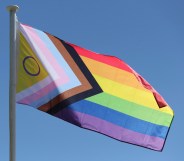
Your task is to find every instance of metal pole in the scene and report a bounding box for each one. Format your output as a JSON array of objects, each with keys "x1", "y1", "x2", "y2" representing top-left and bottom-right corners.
[{"x1": 6, "y1": 5, "x2": 19, "y2": 161}]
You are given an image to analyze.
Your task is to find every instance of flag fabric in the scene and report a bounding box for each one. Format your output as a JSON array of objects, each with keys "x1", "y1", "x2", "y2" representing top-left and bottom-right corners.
[{"x1": 16, "y1": 23, "x2": 174, "y2": 151}]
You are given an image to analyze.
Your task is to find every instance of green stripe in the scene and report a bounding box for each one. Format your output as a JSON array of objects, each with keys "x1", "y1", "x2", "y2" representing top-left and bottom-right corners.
[{"x1": 86, "y1": 93, "x2": 173, "y2": 127}]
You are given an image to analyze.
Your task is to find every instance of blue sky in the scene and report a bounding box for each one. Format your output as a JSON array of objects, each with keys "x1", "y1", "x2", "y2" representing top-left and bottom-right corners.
[{"x1": 0, "y1": 0, "x2": 183, "y2": 161}]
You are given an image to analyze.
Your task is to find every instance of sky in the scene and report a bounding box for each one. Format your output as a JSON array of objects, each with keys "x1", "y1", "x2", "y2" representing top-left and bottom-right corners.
[{"x1": 0, "y1": 0, "x2": 184, "y2": 161}]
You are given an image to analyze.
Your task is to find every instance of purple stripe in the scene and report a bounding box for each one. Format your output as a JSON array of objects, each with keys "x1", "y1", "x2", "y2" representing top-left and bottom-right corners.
[{"x1": 55, "y1": 109, "x2": 164, "y2": 151}]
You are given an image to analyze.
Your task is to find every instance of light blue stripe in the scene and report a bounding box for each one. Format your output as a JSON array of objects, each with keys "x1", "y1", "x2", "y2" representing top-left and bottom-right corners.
[
  {"x1": 34, "y1": 28, "x2": 79, "y2": 86},
  {"x1": 28, "y1": 28, "x2": 81, "y2": 107},
  {"x1": 30, "y1": 79, "x2": 81, "y2": 108}
]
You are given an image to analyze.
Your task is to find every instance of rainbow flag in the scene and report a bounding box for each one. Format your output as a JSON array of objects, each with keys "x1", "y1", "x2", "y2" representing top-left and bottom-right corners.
[{"x1": 16, "y1": 23, "x2": 174, "y2": 151}]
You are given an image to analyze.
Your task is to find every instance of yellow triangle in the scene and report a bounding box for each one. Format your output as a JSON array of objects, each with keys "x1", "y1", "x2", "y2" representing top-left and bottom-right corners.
[{"x1": 17, "y1": 32, "x2": 49, "y2": 93}]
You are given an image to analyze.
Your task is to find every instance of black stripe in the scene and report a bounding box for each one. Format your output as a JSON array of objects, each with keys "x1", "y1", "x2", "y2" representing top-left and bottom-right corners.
[{"x1": 47, "y1": 38, "x2": 103, "y2": 115}]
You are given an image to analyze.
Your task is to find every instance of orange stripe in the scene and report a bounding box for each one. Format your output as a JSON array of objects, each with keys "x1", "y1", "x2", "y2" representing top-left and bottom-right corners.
[
  {"x1": 69, "y1": 43, "x2": 133, "y2": 73},
  {"x1": 80, "y1": 56, "x2": 148, "y2": 92}
]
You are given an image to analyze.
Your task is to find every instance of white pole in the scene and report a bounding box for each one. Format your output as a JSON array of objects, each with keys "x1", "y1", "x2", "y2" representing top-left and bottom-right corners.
[{"x1": 6, "y1": 5, "x2": 19, "y2": 161}]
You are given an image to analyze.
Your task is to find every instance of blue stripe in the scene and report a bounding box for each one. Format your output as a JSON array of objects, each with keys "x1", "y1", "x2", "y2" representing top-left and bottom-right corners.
[{"x1": 66, "y1": 100, "x2": 168, "y2": 138}]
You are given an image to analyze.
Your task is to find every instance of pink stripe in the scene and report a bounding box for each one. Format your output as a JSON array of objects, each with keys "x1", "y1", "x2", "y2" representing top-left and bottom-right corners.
[
  {"x1": 17, "y1": 77, "x2": 68, "y2": 105},
  {"x1": 19, "y1": 25, "x2": 69, "y2": 104},
  {"x1": 22, "y1": 25, "x2": 67, "y2": 78}
]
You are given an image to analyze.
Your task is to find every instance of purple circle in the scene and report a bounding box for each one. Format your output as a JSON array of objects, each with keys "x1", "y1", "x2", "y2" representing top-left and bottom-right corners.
[{"x1": 23, "y1": 56, "x2": 40, "y2": 76}]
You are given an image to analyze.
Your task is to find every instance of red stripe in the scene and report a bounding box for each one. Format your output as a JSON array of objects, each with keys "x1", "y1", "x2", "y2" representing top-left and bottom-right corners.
[
  {"x1": 66, "y1": 42, "x2": 167, "y2": 108},
  {"x1": 67, "y1": 42, "x2": 133, "y2": 73}
]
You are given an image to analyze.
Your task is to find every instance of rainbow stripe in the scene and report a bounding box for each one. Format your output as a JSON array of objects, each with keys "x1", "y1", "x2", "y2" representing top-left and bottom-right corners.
[{"x1": 16, "y1": 23, "x2": 174, "y2": 151}]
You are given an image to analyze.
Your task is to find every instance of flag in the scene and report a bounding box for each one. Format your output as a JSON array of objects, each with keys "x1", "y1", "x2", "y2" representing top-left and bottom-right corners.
[{"x1": 16, "y1": 23, "x2": 174, "y2": 151}]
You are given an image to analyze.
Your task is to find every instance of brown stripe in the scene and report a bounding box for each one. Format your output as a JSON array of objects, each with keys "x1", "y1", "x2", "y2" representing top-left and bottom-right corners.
[{"x1": 38, "y1": 34, "x2": 92, "y2": 112}]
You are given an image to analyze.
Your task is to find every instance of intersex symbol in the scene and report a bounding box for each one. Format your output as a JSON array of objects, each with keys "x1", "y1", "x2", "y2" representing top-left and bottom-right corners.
[{"x1": 23, "y1": 56, "x2": 40, "y2": 76}]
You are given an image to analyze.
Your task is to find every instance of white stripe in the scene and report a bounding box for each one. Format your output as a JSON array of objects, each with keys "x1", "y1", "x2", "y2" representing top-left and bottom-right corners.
[
  {"x1": 19, "y1": 24, "x2": 58, "y2": 79},
  {"x1": 16, "y1": 76, "x2": 53, "y2": 101}
]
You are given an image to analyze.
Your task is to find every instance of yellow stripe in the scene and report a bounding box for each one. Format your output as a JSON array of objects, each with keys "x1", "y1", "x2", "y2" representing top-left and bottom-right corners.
[
  {"x1": 159, "y1": 105, "x2": 174, "y2": 115},
  {"x1": 94, "y1": 74, "x2": 173, "y2": 115},
  {"x1": 81, "y1": 56, "x2": 173, "y2": 115},
  {"x1": 80, "y1": 56, "x2": 149, "y2": 92}
]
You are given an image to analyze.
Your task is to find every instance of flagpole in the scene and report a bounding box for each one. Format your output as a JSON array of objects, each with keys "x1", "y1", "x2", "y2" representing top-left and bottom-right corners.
[{"x1": 6, "y1": 5, "x2": 19, "y2": 161}]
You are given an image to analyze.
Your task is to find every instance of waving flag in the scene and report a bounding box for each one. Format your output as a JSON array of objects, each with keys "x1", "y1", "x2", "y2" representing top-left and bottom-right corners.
[{"x1": 16, "y1": 23, "x2": 174, "y2": 151}]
